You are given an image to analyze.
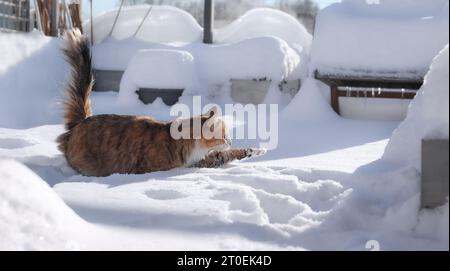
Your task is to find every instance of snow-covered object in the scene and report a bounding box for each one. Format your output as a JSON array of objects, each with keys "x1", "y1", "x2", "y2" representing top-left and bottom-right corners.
[
  {"x1": 0, "y1": 31, "x2": 68, "y2": 128},
  {"x1": 84, "y1": 5, "x2": 203, "y2": 45},
  {"x1": 383, "y1": 45, "x2": 449, "y2": 171},
  {"x1": 87, "y1": 6, "x2": 311, "y2": 107},
  {"x1": 311, "y1": 0, "x2": 449, "y2": 77},
  {"x1": 92, "y1": 38, "x2": 155, "y2": 70},
  {"x1": 195, "y1": 37, "x2": 301, "y2": 85},
  {"x1": 216, "y1": 8, "x2": 312, "y2": 53},
  {"x1": 116, "y1": 37, "x2": 302, "y2": 106},
  {"x1": 118, "y1": 49, "x2": 196, "y2": 106},
  {"x1": 85, "y1": 5, "x2": 312, "y2": 55},
  {"x1": 0, "y1": 159, "x2": 85, "y2": 250},
  {"x1": 95, "y1": 37, "x2": 303, "y2": 78}
]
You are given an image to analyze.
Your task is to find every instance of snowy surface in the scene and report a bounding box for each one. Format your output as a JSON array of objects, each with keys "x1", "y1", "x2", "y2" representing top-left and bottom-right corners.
[
  {"x1": 1, "y1": 11, "x2": 449, "y2": 250},
  {"x1": 311, "y1": 0, "x2": 449, "y2": 77},
  {"x1": 1, "y1": 119, "x2": 447, "y2": 250},
  {"x1": 384, "y1": 45, "x2": 450, "y2": 170},
  {"x1": 0, "y1": 159, "x2": 85, "y2": 250}
]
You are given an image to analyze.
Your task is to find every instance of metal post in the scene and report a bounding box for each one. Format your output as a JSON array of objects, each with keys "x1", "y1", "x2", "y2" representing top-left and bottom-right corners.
[
  {"x1": 203, "y1": 0, "x2": 214, "y2": 44},
  {"x1": 133, "y1": 5, "x2": 153, "y2": 37},
  {"x1": 422, "y1": 139, "x2": 450, "y2": 209},
  {"x1": 108, "y1": 0, "x2": 124, "y2": 38},
  {"x1": 33, "y1": 0, "x2": 43, "y2": 32},
  {"x1": 62, "y1": 0, "x2": 73, "y2": 30},
  {"x1": 50, "y1": 0, "x2": 59, "y2": 36},
  {"x1": 25, "y1": 0, "x2": 32, "y2": 32},
  {"x1": 90, "y1": 0, "x2": 93, "y2": 44}
]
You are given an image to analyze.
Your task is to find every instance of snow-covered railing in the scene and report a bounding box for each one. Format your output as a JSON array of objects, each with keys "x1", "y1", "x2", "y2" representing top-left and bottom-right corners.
[
  {"x1": 0, "y1": 0, "x2": 31, "y2": 32},
  {"x1": 314, "y1": 70, "x2": 422, "y2": 115}
]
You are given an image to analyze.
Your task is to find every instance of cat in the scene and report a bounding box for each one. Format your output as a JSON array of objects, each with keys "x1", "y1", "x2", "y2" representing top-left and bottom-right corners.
[
  {"x1": 191, "y1": 148, "x2": 267, "y2": 168},
  {"x1": 57, "y1": 29, "x2": 266, "y2": 177}
]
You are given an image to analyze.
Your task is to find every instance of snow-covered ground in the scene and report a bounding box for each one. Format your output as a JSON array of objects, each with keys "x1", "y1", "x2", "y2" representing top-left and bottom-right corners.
[
  {"x1": 0, "y1": 2, "x2": 449, "y2": 251},
  {"x1": 0, "y1": 115, "x2": 447, "y2": 250}
]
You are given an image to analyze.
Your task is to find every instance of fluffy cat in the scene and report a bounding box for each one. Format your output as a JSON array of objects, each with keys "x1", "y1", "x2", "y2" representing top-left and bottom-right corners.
[{"x1": 57, "y1": 29, "x2": 265, "y2": 177}]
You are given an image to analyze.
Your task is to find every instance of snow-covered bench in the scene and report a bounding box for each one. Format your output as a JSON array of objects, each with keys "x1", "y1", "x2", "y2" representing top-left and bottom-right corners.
[{"x1": 310, "y1": 0, "x2": 449, "y2": 116}]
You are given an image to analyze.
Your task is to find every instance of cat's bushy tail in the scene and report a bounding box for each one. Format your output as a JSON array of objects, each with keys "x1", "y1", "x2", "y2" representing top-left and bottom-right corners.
[{"x1": 62, "y1": 28, "x2": 94, "y2": 130}]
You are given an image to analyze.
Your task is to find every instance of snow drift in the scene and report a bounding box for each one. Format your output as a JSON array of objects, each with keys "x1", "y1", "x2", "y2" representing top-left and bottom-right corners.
[
  {"x1": 384, "y1": 45, "x2": 450, "y2": 171},
  {"x1": 281, "y1": 78, "x2": 338, "y2": 121},
  {"x1": 83, "y1": 5, "x2": 203, "y2": 45},
  {"x1": 0, "y1": 159, "x2": 85, "y2": 250},
  {"x1": 84, "y1": 5, "x2": 312, "y2": 53},
  {"x1": 0, "y1": 31, "x2": 68, "y2": 128},
  {"x1": 216, "y1": 8, "x2": 312, "y2": 52}
]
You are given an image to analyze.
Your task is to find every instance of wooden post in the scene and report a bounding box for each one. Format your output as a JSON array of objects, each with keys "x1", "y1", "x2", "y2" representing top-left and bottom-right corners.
[
  {"x1": 50, "y1": 0, "x2": 59, "y2": 36},
  {"x1": 69, "y1": 2, "x2": 82, "y2": 32},
  {"x1": 331, "y1": 85, "x2": 340, "y2": 115},
  {"x1": 37, "y1": 0, "x2": 51, "y2": 35},
  {"x1": 203, "y1": 0, "x2": 214, "y2": 44},
  {"x1": 34, "y1": 0, "x2": 43, "y2": 32}
]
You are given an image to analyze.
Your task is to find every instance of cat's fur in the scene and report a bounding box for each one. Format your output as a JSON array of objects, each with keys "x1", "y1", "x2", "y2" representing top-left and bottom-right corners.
[
  {"x1": 57, "y1": 29, "x2": 265, "y2": 177},
  {"x1": 191, "y1": 148, "x2": 267, "y2": 168}
]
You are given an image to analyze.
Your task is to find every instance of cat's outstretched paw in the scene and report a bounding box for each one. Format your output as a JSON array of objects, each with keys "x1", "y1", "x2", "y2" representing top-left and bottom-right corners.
[{"x1": 246, "y1": 148, "x2": 267, "y2": 158}]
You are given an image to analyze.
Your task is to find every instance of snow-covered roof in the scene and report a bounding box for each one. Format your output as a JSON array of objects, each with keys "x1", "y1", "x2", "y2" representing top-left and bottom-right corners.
[{"x1": 311, "y1": 0, "x2": 449, "y2": 79}]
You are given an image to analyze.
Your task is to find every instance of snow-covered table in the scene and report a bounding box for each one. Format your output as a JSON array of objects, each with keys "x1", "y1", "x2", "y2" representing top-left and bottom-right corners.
[
  {"x1": 310, "y1": 0, "x2": 448, "y2": 116},
  {"x1": 314, "y1": 70, "x2": 422, "y2": 114}
]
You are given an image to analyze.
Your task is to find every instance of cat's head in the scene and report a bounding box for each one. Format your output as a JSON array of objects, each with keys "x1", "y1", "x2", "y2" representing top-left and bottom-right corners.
[
  {"x1": 171, "y1": 106, "x2": 231, "y2": 151},
  {"x1": 197, "y1": 106, "x2": 231, "y2": 151}
]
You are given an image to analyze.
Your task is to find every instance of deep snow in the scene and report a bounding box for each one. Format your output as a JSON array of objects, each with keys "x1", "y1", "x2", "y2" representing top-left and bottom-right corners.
[
  {"x1": 0, "y1": 31, "x2": 67, "y2": 128},
  {"x1": 311, "y1": 0, "x2": 449, "y2": 77},
  {"x1": 0, "y1": 4, "x2": 449, "y2": 250},
  {"x1": 0, "y1": 121, "x2": 447, "y2": 250},
  {"x1": 384, "y1": 45, "x2": 450, "y2": 171}
]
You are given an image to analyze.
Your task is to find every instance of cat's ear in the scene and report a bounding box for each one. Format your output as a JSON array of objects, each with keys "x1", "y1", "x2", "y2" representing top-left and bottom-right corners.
[{"x1": 206, "y1": 106, "x2": 219, "y2": 119}]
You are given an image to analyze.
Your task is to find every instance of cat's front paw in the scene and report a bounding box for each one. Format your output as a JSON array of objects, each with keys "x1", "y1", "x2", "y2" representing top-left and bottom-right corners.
[{"x1": 246, "y1": 148, "x2": 267, "y2": 158}]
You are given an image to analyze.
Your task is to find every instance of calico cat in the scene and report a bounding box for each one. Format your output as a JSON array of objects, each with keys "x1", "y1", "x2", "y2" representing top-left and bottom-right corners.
[{"x1": 57, "y1": 29, "x2": 265, "y2": 177}]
